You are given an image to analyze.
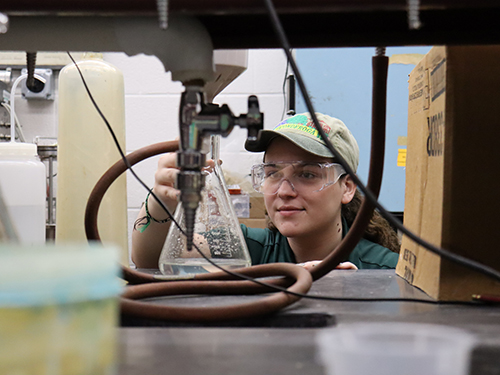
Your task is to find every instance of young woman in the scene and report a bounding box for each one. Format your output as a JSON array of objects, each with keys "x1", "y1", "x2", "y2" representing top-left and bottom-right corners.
[{"x1": 131, "y1": 112, "x2": 399, "y2": 270}]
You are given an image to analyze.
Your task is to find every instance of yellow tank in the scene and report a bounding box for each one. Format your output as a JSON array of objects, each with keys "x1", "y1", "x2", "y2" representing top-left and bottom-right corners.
[{"x1": 56, "y1": 54, "x2": 128, "y2": 265}]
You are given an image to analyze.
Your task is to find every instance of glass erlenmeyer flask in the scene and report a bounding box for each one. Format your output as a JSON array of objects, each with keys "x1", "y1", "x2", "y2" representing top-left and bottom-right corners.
[{"x1": 158, "y1": 135, "x2": 252, "y2": 277}]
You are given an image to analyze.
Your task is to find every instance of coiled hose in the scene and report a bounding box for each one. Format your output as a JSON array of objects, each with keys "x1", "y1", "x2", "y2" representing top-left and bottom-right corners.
[{"x1": 85, "y1": 53, "x2": 388, "y2": 322}]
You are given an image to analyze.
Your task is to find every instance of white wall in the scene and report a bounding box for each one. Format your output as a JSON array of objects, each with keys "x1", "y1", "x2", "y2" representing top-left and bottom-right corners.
[{"x1": 7, "y1": 49, "x2": 288, "y2": 260}]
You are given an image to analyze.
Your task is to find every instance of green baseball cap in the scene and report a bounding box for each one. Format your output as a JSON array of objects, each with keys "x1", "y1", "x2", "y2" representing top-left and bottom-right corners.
[{"x1": 245, "y1": 112, "x2": 359, "y2": 172}]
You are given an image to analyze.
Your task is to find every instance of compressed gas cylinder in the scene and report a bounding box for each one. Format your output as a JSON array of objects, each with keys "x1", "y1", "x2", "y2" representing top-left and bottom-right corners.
[
  {"x1": 0, "y1": 142, "x2": 46, "y2": 244},
  {"x1": 56, "y1": 54, "x2": 128, "y2": 264}
]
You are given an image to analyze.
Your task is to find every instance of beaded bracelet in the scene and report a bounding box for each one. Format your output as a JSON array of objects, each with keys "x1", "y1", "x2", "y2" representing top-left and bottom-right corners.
[
  {"x1": 145, "y1": 190, "x2": 170, "y2": 223},
  {"x1": 135, "y1": 190, "x2": 170, "y2": 233}
]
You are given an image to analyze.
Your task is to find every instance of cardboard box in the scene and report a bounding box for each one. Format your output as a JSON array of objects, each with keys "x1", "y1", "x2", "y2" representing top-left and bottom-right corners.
[
  {"x1": 249, "y1": 196, "x2": 267, "y2": 219},
  {"x1": 396, "y1": 46, "x2": 500, "y2": 300}
]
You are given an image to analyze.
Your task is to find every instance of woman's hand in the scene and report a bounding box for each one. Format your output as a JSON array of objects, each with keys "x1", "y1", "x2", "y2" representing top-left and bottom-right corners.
[
  {"x1": 151, "y1": 152, "x2": 217, "y2": 211},
  {"x1": 297, "y1": 260, "x2": 358, "y2": 271},
  {"x1": 131, "y1": 152, "x2": 218, "y2": 269},
  {"x1": 152, "y1": 152, "x2": 180, "y2": 208}
]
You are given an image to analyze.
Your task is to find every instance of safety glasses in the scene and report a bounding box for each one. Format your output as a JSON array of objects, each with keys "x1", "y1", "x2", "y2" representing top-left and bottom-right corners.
[{"x1": 251, "y1": 161, "x2": 346, "y2": 195}]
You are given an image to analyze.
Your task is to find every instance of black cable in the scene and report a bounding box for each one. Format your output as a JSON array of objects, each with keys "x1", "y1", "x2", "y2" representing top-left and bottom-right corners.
[
  {"x1": 66, "y1": 52, "x2": 180, "y2": 231},
  {"x1": 284, "y1": 294, "x2": 483, "y2": 306},
  {"x1": 65, "y1": 51, "x2": 389, "y2": 303},
  {"x1": 262, "y1": 0, "x2": 500, "y2": 284},
  {"x1": 66, "y1": 52, "x2": 290, "y2": 293},
  {"x1": 287, "y1": 74, "x2": 296, "y2": 116},
  {"x1": 26, "y1": 52, "x2": 45, "y2": 93},
  {"x1": 66, "y1": 52, "x2": 261, "y2": 286},
  {"x1": 68, "y1": 51, "x2": 329, "y2": 298},
  {"x1": 26, "y1": 52, "x2": 37, "y2": 91},
  {"x1": 68, "y1": 42, "x2": 495, "y2": 307}
]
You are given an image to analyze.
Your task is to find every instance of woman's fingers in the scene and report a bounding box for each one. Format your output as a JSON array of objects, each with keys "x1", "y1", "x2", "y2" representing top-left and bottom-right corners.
[
  {"x1": 157, "y1": 152, "x2": 177, "y2": 169},
  {"x1": 202, "y1": 159, "x2": 217, "y2": 174},
  {"x1": 297, "y1": 260, "x2": 322, "y2": 271},
  {"x1": 153, "y1": 152, "x2": 221, "y2": 204},
  {"x1": 297, "y1": 260, "x2": 358, "y2": 271},
  {"x1": 152, "y1": 153, "x2": 180, "y2": 206},
  {"x1": 153, "y1": 183, "x2": 179, "y2": 204},
  {"x1": 335, "y1": 262, "x2": 358, "y2": 270},
  {"x1": 155, "y1": 165, "x2": 178, "y2": 187}
]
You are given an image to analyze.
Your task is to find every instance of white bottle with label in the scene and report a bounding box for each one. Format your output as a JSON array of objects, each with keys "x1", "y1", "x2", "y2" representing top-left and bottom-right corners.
[
  {"x1": 56, "y1": 54, "x2": 128, "y2": 264},
  {"x1": 0, "y1": 142, "x2": 46, "y2": 244}
]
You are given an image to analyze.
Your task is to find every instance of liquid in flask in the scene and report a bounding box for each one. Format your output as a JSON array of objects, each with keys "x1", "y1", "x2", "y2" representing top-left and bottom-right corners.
[{"x1": 158, "y1": 136, "x2": 252, "y2": 277}]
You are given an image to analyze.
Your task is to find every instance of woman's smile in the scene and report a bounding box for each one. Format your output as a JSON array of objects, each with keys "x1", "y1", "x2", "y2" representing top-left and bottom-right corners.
[{"x1": 276, "y1": 205, "x2": 304, "y2": 216}]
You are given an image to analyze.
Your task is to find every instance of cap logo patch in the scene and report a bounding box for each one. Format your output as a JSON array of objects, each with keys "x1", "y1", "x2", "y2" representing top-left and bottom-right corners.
[{"x1": 274, "y1": 115, "x2": 331, "y2": 140}]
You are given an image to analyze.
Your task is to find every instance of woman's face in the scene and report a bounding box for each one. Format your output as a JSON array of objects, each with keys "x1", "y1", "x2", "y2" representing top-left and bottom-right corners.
[{"x1": 263, "y1": 137, "x2": 354, "y2": 239}]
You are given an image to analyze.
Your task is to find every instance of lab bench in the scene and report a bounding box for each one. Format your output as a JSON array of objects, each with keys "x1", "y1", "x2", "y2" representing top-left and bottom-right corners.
[{"x1": 118, "y1": 270, "x2": 500, "y2": 375}]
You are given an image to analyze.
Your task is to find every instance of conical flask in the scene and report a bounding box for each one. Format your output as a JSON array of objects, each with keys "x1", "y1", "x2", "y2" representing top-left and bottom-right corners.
[{"x1": 159, "y1": 135, "x2": 252, "y2": 277}]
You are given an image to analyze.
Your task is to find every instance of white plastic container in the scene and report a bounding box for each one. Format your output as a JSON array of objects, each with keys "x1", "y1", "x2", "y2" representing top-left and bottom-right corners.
[
  {"x1": 0, "y1": 142, "x2": 46, "y2": 244},
  {"x1": 56, "y1": 54, "x2": 128, "y2": 264},
  {"x1": 0, "y1": 244, "x2": 122, "y2": 375},
  {"x1": 317, "y1": 322, "x2": 477, "y2": 375}
]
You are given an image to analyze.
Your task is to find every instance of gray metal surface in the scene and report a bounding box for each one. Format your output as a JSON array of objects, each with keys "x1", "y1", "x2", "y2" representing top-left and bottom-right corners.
[{"x1": 119, "y1": 270, "x2": 500, "y2": 374}]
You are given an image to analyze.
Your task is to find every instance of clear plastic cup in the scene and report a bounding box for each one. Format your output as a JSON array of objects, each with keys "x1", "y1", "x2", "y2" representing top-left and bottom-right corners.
[{"x1": 317, "y1": 322, "x2": 477, "y2": 375}]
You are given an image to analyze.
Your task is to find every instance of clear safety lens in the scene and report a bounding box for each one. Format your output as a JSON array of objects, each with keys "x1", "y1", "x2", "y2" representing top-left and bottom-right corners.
[{"x1": 251, "y1": 161, "x2": 346, "y2": 195}]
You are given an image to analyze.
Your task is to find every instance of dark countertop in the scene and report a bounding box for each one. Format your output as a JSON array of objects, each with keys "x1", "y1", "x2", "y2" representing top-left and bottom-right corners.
[{"x1": 118, "y1": 270, "x2": 500, "y2": 374}]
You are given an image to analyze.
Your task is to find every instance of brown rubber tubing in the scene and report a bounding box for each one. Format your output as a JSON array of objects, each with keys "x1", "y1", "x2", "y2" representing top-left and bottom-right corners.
[
  {"x1": 121, "y1": 263, "x2": 312, "y2": 321},
  {"x1": 309, "y1": 54, "x2": 389, "y2": 281},
  {"x1": 84, "y1": 140, "x2": 313, "y2": 321},
  {"x1": 85, "y1": 54, "x2": 388, "y2": 321}
]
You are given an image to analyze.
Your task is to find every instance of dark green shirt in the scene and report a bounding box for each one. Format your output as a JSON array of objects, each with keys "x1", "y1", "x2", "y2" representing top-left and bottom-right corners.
[{"x1": 240, "y1": 218, "x2": 399, "y2": 269}]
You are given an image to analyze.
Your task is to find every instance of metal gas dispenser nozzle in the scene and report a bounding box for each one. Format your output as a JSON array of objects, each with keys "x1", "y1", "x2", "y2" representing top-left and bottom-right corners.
[{"x1": 177, "y1": 85, "x2": 263, "y2": 251}]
